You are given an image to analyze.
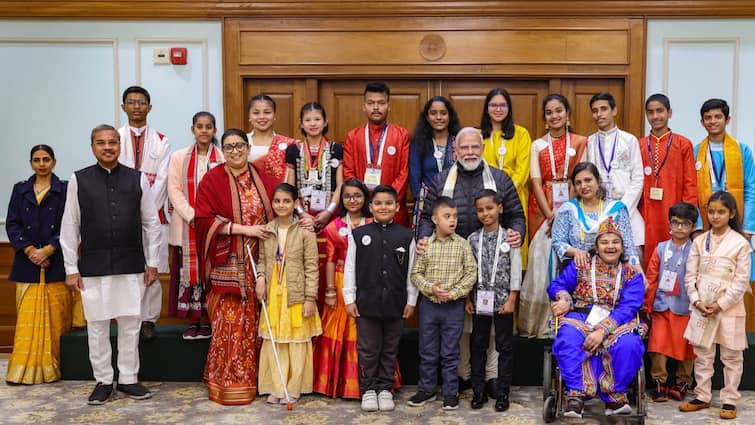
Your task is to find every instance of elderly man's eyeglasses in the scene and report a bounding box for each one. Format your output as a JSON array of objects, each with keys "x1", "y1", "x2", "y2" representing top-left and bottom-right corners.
[
  {"x1": 222, "y1": 142, "x2": 249, "y2": 153},
  {"x1": 669, "y1": 220, "x2": 693, "y2": 228}
]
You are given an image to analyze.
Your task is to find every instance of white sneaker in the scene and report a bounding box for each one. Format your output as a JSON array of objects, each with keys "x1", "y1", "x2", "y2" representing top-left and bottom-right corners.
[
  {"x1": 378, "y1": 390, "x2": 395, "y2": 411},
  {"x1": 605, "y1": 402, "x2": 632, "y2": 416},
  {"x1": 361, "y1": 390, "x2": 379, "y2": 412}
]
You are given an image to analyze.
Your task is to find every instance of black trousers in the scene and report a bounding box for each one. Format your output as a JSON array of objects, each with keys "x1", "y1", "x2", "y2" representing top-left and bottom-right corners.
[
  {"x1": 470, "y1": 312, "x2": 514, "y2": 396},
  {"x1": 356, "y1": 316, "x2": 403, "y2": 394}
]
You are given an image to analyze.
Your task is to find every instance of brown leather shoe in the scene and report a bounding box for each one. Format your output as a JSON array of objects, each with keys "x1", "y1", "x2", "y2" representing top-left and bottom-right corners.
[
  {"x1": 720, "y1": 404, "x2": 736, "y2": 419},
  {"x1": 679, "y1": 399, "x2": 711, "y2": 412}
]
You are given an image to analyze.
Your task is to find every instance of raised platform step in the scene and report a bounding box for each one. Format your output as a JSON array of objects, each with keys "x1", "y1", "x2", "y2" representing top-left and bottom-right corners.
[{"x1": 61, "y1": 326, "x2": 755, "y2": 390}]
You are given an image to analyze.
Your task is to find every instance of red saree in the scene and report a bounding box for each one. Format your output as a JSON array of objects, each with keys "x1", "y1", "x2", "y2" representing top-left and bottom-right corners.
[{"x1": 195, "y1": 163, "x2": 272, "y2": 405}]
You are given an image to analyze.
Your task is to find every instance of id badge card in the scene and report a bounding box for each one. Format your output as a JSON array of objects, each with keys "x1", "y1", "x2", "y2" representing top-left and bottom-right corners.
[
  {"x1": 300, "y1": 186, "x2": 313, "y2": 197},
  {"x1": 476, "y1": 290, "x2": 495, "y2": 316},
  {"x1": 585, "y1": 305, "x2": 611, "y2": 327},
  {"x1": 552, "y1": 181, "x2": 569, "y2": 207},
  {"x1": 364, "y1": 167, "x2": 382, "y2": 189},
  {"x1": 309, "y1": 190, "x2": 329, "y2": 212},
  {"x1": 650, "y1": 187, "x2": 664, "y2": 201},
  {"x1": 603, "y1": 181, "x2": 613, "y2": 200},
  {"x1": 659, "y1": 270, "x2": 677, "y2": 292}
]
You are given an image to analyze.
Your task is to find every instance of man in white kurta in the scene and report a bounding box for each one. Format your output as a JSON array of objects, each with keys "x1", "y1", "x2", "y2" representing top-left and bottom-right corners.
[
  {"x1": 61, "y1": 124, "x2": 162, "y2": 405},
  {"x1": 118, "y1": 85, "x2": 170, "y2": 338},
  {"x1": 583, "y1": 92, "x2": 645, "y2": 264}
]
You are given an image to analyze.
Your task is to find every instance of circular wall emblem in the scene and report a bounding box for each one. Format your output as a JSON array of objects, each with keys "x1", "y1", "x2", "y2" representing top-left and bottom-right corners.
[{"x1": 419, "y1": 34, "x2": 447, "y2": 62}]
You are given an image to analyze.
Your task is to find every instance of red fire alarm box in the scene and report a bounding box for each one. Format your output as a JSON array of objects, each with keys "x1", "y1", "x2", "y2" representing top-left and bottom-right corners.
[{"x1": 170, "y1": 47, "x2": 187, "y2": 65}]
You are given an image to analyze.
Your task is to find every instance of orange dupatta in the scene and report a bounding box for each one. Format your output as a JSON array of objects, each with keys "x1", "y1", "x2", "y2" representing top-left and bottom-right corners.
[{"x1": 696, "y1": 134, "x2": 744, "y2": 229}]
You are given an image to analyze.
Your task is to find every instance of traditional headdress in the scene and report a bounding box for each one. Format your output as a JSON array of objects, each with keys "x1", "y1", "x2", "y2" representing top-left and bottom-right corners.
[{"x1": 596, "y1": 216, "x2": 622, "y2": 242}]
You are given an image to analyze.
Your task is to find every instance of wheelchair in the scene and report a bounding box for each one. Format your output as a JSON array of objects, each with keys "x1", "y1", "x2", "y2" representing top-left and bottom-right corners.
[{"x1": 542, "y1": 316, "x2": 647, "y2": 424}]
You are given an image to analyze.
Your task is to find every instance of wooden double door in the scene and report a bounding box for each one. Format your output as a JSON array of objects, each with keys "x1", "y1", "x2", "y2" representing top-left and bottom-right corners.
[{"x1": 241, "y1": 78, "x2": 625, "y2": 143}]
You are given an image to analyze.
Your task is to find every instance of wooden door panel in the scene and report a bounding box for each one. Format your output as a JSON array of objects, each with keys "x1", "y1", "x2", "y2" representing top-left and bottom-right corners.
[
  {"x1": 243, "y1": 79, "x2": 308, "y2": 139},
  {"x1": 561, "y1": 78, "x2": 626, "y2": 138},
  {"x1": 440, "y1": 80, "x2": 549, "y2": 140},
  {"x1": 318, "y1": 80, "x2": 429, "y2": 142}
]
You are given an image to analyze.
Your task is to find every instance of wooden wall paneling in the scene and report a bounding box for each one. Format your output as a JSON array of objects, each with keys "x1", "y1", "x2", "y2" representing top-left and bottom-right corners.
[
  {"x1": 243, "y1": 79, "x2": 308, "y2": 138},
  {"x1": 223, "y1": 18, "x2": 245, "y2": 131},
  {"x1": 4, "y1": 1, "x2": 755, "y2": 19},
  {"x1": 0, "y1": 244, "x2": 16, "y2": 350}
]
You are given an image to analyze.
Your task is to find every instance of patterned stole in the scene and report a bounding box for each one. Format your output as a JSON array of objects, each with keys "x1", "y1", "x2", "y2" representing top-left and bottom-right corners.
[
  {"x1": 696, "y1": 134, "x2": 743, "y2": 229},
  {"x1": 181, "y1": 144, "x2": 220, "y2": 286}
]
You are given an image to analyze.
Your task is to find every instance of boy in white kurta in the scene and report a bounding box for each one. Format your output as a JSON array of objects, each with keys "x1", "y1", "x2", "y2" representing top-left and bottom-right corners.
[
  {"x1": 118, "y1": 86, "x2": 171, "y2": 338},
  {"x1": 583, "y1": 92, "x2": 644, "y2": 265}
]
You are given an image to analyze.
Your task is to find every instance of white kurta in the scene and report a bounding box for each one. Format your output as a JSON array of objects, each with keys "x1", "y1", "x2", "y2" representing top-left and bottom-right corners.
[
  {"x1": 118, "y1": 124, "x2": 170, "y2": 272},
  {"x1": 584, "y1": 126, "x2": 645, "y2": 246},
  {"x1": 60, "y1": 169, "x2": 162, "y2": 321}
]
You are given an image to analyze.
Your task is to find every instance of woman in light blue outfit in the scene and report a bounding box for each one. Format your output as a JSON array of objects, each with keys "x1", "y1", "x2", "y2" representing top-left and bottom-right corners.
[{"x1": 551, "y1": 162, "x2": 639, "y2": 270}]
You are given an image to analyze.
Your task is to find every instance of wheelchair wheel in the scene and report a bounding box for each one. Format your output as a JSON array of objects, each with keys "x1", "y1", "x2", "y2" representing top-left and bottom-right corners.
[
  {"x1": 542, "y1": 349, "x2": 553, "y2": 400},
  {"x1": 636, "y1": 363, "x2": 647, "y2": 417},
  {"x1": 542, "y1": 395, "x2": 557, "y2": 423}
]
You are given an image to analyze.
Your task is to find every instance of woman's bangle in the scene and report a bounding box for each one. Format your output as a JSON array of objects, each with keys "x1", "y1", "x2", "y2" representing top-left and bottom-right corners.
[
  {"x1": 228, "y1": 222, "x2": 233, "y2": 235},
  {"x1": 295, "y1": 206, "x2": 305, "y2": 216},
  {"x1": 326, "y1": 202, "x2": 337, "y2": 214}
]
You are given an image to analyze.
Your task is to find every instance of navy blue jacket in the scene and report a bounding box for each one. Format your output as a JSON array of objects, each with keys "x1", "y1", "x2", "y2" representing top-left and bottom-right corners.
[{"x1": 6, "y1": 174, "x2": 67, "y2": 283}]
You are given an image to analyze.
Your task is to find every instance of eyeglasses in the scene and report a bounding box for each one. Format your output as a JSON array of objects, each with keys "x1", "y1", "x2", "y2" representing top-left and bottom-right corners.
[
  {"x1": 488, "y1": 103, "x2": 508, "y2": 110},
  {"x1": 669, "y1": 219, "x2": 693, "y2": 228},
  {"x1": 343, "y1": 194, "x2": 364, "y2": 201},
  {"x1": 125, "y1": 100, "x2": 149, "y2": 106},
  {"x1": 222, "y1": 142, "x2": 249, "y2": 153},
  {"x1": 93, "y1": 140, "x2": 119, "y2": 147}
]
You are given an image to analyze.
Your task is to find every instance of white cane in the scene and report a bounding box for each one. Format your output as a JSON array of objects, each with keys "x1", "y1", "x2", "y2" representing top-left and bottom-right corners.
[{"x1": 246, "y1": 244, "x2": 294, "y2": 410}]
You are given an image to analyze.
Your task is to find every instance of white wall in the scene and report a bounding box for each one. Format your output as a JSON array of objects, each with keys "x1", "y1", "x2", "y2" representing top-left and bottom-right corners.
[
  {"x1": 646, "y1": 19, "x2": 755, "y2": 149},
  {"x1": 0, "y1": 20, "x2": 223, "y2": 240}
]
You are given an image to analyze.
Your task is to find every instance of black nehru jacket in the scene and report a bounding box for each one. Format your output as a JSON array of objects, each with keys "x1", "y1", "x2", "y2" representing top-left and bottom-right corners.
[
  {"x1": 75, "y1": 164, "x2": 145, "y2": 277},
  {"x1": 352, "y1": 221, "x2": 413, "y2": 320}
]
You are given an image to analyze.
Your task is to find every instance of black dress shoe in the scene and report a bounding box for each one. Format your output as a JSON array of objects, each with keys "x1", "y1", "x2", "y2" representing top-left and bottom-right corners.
[
  {"x1": 485, "y1": 378, "x2": 499, "y2": 399},
  {"x1": 471, "y1": 392, "x2": 488, "y2": 409},
  {"x1": 495, "y1": 395, "x2": 510, "y2": 412},
  {"x1": 140, "y1": 321, "x2": 156, "y2": 341},
  {"x1": 458, "y1": 377, "x2": 472, "y2": 392}
]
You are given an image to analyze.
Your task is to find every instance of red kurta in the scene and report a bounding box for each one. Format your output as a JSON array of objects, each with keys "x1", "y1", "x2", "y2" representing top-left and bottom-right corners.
[
  {"x1": 252, "y1": 134, "x2": 296, "y2": 200},
  {"x1": 343, "y1": 123, "x2": 410, "y2": 226},
  {"x1": 638, "y1": 131, "x2": 698, "y2": 268}
]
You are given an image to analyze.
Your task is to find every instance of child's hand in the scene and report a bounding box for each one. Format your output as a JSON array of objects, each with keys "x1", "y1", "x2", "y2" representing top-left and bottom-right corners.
[
  {"x1": 303, "y1": 300, "x2": 316, "y2": 318},
  {"x1": 416, "y1": 237, "x2": 429, "y2": 256},
  {"x1": 402, "y1": 304, "x2": 415, "y2": 319},
  {"x1": 499, "y1": 297, "x2": 516, "y2": 315},
  {"x1": 345, "y1": 303, "x2": 360, "y2": 318},
  {"x1": 255, "y1": 278, "x2": 267, "y2": 302},
  {"x1": 550, "y1": 298, "x2": 570, "y2": 316},
  {"x1": 465, "y1": 297, "x2": 474, "y2": 315},
  {"x1": 324, "y1": 292, "x2": 337, "y2": 308},
  {"x1": 432, "y1": 283, "x2": 450, "y2": 302}
]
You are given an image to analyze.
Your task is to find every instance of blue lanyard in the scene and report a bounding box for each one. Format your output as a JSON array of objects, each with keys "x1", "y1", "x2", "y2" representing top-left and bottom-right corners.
[
  {"x1": 708, "y1": 144, "x2": 726, "y2": 188},
  {"x1": 646, "y1": 133, "x2": 674, "y2": 183},
  {"x1": 597, "y1": 132, "x2": 619, "y2": 175},
  {"x1": 367, "y1": 124, "x2": 389, "y2": 165}
]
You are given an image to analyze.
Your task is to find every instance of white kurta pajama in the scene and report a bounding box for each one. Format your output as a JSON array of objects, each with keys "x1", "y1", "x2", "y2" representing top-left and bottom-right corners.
[
  {"x1": 60, "y1": 171, "x2": 162, "y2": 385},
  {"x1": 584, "y1": 126, "x2": 646, "y2": 247},
  {"x1": 119, "y1": 125, "x2": 170, "y2": 323}
]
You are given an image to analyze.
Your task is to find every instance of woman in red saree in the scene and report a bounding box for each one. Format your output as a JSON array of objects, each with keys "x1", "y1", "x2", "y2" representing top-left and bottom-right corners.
[{"x1": 195, "y1": 128, "x2": 273, "y2": 405}]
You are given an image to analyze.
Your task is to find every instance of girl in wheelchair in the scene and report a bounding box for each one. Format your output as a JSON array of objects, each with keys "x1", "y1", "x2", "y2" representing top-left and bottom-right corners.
[{"x1": 548, "y1": 217, "x2": 645, "y2": 418}]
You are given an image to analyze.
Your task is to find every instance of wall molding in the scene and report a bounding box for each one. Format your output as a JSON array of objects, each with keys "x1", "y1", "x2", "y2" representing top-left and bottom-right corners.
[
  {"x1": 662, "y1": 37, "x2": 740, "y2": 137},
  {"x1": 134, "y1": 38, "x2": 209, "y2": 110},
  {"x1": 0, "y1": 37, "x2": 121, "y2": 126},
  {"x1": 3, "y1": 1, "x2": 755, "y2": 19}
]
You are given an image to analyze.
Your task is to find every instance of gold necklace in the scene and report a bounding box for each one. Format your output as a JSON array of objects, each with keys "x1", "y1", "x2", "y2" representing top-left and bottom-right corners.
[{"x1": 33, "y1": 184, "x2": 50, "y2": 195}]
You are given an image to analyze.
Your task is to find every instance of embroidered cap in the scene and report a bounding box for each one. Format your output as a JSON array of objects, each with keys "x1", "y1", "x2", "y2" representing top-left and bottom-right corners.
[{"x1": 596, "y1": 216, "x2": 622, "y2": 242}]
